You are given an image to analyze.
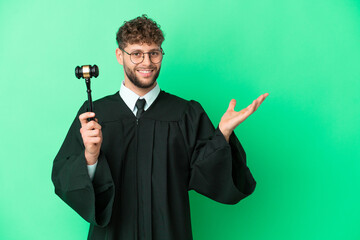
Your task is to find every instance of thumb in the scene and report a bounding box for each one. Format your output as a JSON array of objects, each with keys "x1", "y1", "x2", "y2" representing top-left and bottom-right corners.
[{"x1": 227, "y1": 99, "x2": 236, "y2": 111}]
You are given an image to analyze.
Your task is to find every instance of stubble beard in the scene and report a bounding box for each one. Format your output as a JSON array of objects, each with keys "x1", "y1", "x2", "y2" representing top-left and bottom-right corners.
[{"x1": 124, "y1": 64, "x2": 161, "y2": 89}]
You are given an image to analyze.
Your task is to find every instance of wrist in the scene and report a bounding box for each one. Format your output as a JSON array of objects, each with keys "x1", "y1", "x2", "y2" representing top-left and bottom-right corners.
[
  {"x1": 84, "y1": 150, "x2": 99, "y2": 165},
  {"x1": 218, "y1": 125, "x2": 232, "y2": 143}
]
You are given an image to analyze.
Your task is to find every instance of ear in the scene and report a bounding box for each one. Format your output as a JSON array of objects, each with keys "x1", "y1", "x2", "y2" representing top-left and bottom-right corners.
[{"x1": 116, "y1": 48, "x2": 123, "y2": 65}]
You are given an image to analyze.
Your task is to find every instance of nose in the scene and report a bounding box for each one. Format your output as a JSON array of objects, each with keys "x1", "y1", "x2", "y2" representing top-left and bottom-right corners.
[{"x1": 142, "y1": 53, "x2": 152, "y2": 65}]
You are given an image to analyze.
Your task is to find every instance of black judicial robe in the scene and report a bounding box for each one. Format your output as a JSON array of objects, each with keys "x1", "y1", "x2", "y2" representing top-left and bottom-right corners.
[{"x1": 52, "y1": 91, "x2": 256, "y2": 240}]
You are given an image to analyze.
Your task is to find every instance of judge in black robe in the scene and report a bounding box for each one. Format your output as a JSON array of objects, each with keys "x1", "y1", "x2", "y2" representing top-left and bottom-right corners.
[{"x1": 52, "y1": 90, "x2": 256, "y2": 240}]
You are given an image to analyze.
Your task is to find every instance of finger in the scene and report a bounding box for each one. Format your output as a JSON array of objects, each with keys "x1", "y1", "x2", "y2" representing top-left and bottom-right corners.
[
  {"x1": 233, "y1": 93, "x2": 269, "y2": 123},
  {"x1": 249, "y1": 94, "x2": 265, "y2": 113},
  {"x1": 253, "y1": 98, "x2": 262, "y2": 112},
  {"x1": 260, "y1": 93, "x2": 269, "y2": 101},
  {"x1": 254, "y1": 93, "x2": 269, "y2": 111},
  {"x1": 233, "y1": 108, "x2": 253, "y2": 124},
  {"x1": 235, "y1": 101, "x2": 255, "y2": 119},
  {"x1": 227, "y1": 99, "x2": 236, "y2": 111},
  {"x1": 86, "y1": 129, "x2": 101, "y2": 137},
  {"x1": 79, "y1": 112, "x2": 95, "y2": 126},
  {"x1": 84, "y1": 121, "x2": 102, "y2": 130},
  {"x1": 245, "y1": 103, "x2": 256, "y2": 115},
  {"x1": 243, "y1": 101, "x2": 255, "y2": 111},
  {"x1": 87, "y1": 137, "x2": 102, "y2": 144}
]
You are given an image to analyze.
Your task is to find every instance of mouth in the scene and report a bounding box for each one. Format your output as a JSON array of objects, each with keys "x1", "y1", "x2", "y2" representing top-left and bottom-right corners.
[{"x1": 136, "y1": 69, "x2": 155, "y2": 78}]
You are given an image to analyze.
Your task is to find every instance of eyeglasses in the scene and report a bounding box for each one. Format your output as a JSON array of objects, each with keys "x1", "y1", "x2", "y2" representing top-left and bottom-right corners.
[{"x1": 120, "y1": 48, "x2": 165, "y2": 64}]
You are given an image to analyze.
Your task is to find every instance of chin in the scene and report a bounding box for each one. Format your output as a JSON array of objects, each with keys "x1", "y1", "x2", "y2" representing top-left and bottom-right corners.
[
  {"x1": 125, "y1": 66, "x2": 161, "y2": 89},
  {"x1": 131, "y1": 76, "x2": 157, "y2": 89},
  {"x1": 135, "y1": 72, "x2": 160, "y2": 89},
  {"x1": 141, "y1": 80, "x2": 157, "y2": 89}
]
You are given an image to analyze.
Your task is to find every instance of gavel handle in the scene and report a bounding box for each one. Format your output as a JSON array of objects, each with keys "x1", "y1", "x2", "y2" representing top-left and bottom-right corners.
[{"x1": 85, "y1": 78, "x2": 95, "y2": 121}]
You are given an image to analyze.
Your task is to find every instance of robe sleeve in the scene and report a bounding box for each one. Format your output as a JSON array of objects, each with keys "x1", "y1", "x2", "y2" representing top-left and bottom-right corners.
[
  {"x1": 51, "y1": 103, "x2": 115, "y2": 227},
  {"x1": 180, "y1": 100, "x2": 256, "y2": 204}
]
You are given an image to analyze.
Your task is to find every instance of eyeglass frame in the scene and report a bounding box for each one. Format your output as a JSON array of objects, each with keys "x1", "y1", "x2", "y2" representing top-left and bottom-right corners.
[{"x1": 119, "y1": 47, "x2": 165, "y2": 64}]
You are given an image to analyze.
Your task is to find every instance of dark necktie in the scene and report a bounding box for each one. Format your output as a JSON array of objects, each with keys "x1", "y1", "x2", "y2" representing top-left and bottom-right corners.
[{"x1": 136, "y1": 98, "x2": 146, "y2": 119}]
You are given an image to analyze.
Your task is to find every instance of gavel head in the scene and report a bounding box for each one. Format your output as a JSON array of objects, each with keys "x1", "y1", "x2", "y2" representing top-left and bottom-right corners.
[{"x1": 75, "y1": 65, "x2": 99, "y2": 79}]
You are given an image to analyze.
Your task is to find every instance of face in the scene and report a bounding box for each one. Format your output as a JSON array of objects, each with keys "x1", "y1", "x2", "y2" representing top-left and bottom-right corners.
[{"x1": 116, "y1": 42, "x2": 163, "y2": 90}]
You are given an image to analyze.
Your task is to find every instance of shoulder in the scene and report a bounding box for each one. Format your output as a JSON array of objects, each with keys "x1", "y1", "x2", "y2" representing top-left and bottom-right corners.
[
  {"x1": 159, "y1": 91, "x2": 188, "y2": 107},
  {"x1": 90, "y1": 91, "x2": 129, "y2": 121},
  {"x1": 94, "y1": 92, "x2": 121, "y2": 105},
  {"x1": 144, "y1": 90, "x2": 206, "y2": 121},
  {"x1": 162, "y1": 91, "x2": 205, "y2": 114},
  {"x1": 92, "y1": 92, "x2": 123, "y2": 114}
]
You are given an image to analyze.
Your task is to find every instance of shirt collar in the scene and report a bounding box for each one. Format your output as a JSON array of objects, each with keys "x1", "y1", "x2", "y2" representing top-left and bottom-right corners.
[{"x1": 119, "y1": 81, "x2": 160, "y2": 112}]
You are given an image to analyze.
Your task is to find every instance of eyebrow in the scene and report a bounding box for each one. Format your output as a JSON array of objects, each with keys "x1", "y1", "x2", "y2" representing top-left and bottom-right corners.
[{"x1": 129, "y1": 48, "x2": 161, "y2": 52}]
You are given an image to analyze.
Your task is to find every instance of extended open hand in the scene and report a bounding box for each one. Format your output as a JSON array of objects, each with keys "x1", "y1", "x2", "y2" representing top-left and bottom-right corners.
[{"x1": 219, "y1": 93, "x2": 269, "y2": 142}]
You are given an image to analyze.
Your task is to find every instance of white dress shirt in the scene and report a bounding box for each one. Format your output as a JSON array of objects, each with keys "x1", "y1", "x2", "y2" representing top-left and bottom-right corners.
[{"x1": 87, "y1": 82, "x2": 161, "y2": 180}]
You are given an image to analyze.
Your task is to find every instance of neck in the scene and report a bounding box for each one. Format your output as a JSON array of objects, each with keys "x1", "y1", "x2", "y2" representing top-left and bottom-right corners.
[{"x1": 124, "y1": 79, "x2": 157, "y2": 97}]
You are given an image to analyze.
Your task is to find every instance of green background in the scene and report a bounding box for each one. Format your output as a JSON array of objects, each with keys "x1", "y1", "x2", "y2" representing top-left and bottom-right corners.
[{"x1": 1, "y1": 0, "x2": 360, "y2": 239}]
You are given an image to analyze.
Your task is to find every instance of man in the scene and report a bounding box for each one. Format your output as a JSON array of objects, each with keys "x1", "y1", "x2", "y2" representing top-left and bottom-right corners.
[{"x1": 52, "y1": 15, "x2": 268, "y2": 240}]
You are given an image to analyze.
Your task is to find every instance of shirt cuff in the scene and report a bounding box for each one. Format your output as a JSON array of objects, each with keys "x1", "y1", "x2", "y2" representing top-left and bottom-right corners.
[{"x1": 87, "y1": 161, "x2": 98, "y2": 180}]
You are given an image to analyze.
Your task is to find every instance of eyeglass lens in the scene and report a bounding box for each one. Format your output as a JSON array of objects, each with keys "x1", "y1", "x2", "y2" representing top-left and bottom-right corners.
[{"x1": 130, "y1": 51, "x2": 163, "y2": 64}]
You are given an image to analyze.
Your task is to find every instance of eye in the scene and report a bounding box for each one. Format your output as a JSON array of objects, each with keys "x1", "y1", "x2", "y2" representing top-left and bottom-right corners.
[
  {"x1": 132, "y1": 52, "x2": 142, "y2": 57},
  {"x1": 150, "y1": 51, "x2": 160, "y2": 56}
]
